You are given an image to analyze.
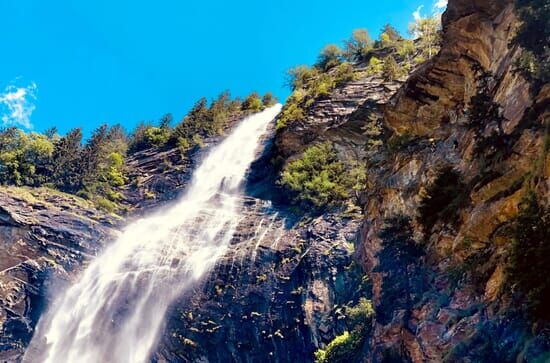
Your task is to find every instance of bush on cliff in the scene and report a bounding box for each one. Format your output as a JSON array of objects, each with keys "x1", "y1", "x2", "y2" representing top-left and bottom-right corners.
[
  {"x1": 314, "y1": 298, "x2": 374, "y2": 363},
  {"x1": 279, "y1": 142, "x2": 360, "y2": 212}
]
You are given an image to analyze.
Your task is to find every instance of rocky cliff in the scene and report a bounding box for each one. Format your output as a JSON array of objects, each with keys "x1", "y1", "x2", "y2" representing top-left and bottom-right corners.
[
  {"x1": 1, "y1": 0, "x2": 548, "y2": 362},
  {"x1": 0, "y1": 187, "x2": 117, "y2": 361}
]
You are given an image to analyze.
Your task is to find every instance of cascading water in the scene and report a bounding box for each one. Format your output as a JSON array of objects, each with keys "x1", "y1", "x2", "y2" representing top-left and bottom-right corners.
[{"x1": 24, "y1": 104, "x2": 282, "y2": 363}]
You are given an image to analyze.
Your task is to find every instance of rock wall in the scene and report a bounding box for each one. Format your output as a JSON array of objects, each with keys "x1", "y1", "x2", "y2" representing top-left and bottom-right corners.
[
  {"x1": 0, "y1": 187, "x2": 117, "y2": 361},
  {"x1": 359, "y1": 0, "x2": 550, "y2": 361}
]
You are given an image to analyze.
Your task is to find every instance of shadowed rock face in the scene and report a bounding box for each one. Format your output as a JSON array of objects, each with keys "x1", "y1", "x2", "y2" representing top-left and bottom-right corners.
[
  {"x1": 0, "y1": 187, "x2": 117, "y2": 362},
  {"x1": 155, "y1": 201, "x2": 364, "y2": 363}
]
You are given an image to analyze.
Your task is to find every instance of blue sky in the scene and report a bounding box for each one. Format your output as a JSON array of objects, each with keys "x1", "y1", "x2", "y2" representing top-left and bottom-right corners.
[{"x1": 0, "y1": 0, "x2": 446, "y2": 136}]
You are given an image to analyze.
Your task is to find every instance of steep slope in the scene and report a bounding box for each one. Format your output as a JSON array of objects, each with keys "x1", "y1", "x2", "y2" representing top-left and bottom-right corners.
[
  {"x1": 0, "y1": 187, "x2": 117, "y2": 361},
  {"x1": 360, "y1": 0, "x2": 550, "y2": 361}
]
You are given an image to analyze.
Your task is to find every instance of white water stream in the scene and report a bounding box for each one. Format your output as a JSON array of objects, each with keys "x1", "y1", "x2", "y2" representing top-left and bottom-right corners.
[{"x1": 24, "y1": 104, "x2": 282, "y2": 363}]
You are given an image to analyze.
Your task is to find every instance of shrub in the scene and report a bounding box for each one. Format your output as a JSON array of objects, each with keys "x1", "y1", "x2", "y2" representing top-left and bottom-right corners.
[
  {"x1": 333, "y1": 62, "x2": 355, "y2": 86},
  {"x1": 241, "y1": 92, "x2": 264, "y2": 112},
  {"x1": 314, "y1": 298, "x2": 373, "y2": 363},
  {"x1": 95, "y1": 197, "x2": 117, "y2": 213},
  {"x1": 314, "y1": 331, "x2": 360, "y2": 363},
  {"x1": 276, "y1": 103, "x2": 305, "y2": 130},
  {"x1": 279, "y1": 142, "x2": 358, "y2": 211},
  {"x1": 366, "y1": 57, "x2": 383, "y2": 75},
  {"x1": 144, "y1": 126, "x2": 170, "y2": 147},
  {"x1": 286, "y1": 66, "x2": 319, "y2": 91},
  {"x1": 382, "y1": 56, "x2": 401, "y2": 81},
  {"x1": 316, "y1": 44, "x2": 344, "y2": 71},
  {"x1": 418, "y1": 167, "x2": 470, "y2": 234}
]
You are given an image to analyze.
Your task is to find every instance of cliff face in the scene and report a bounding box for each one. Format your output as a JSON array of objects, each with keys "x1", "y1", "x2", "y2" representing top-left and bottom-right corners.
[
  {"x1": 0, "y1": 187, "x2": 117, "y2": 361},
  {"x1": 1, "y1": 0, "x2": 548, "y2": 362},
  {"x1": 360, "y1": 0, "x2": 549, "y2": 361}
]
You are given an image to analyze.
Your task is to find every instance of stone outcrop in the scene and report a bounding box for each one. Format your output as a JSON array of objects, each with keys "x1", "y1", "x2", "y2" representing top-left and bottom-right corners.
[{"x1": 0, "y1": 187, "x2": 117, "y2": 362}]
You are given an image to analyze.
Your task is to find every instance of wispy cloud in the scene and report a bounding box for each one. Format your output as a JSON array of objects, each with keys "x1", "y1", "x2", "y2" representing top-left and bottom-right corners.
[
  {"x1": 413, "y1": 5, "x2": 424, "y2": 21},
  {"x1": 0, "y1": 81, "x2": 37, "y2": 129},
  {"x1": 434, "y1": 0, "x2": 448, "y2": 10}
]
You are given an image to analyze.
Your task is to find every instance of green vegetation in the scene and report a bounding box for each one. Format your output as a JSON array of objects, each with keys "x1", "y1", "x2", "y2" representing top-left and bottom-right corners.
[
  {"x1": 512, "y1": 0, "x2": 550, "y2": 89},
  {"x1": 382, "y1": 55, "x2": 403, "y2": 81},
  {"x1": 343, "y1": 29, "x2": 374, "y2": 62},
  {"x1": 0, "y1": 89, "x2": 274, "y2": 211},
  {"x1": 408, "y1": 16, "x2": 441, "y2": 59},
  {"x1": 314, "y1": 298, "x2": 374, "y2": 363},
  {"x1": 279, "y1": 142, "x2": 363, "y2": 212},
  {"x1": 507, "y1": 193, "x2": 550, "y2": 320},
  {"x1": 417, "y1": 167, "x2": 470, "y2": 234},
  {"x1": 0, "y1": 124, "x2": 127, "y2": 212},
  {"x1": 278, "y1": 19, "x2": 441, "y2": 131}
]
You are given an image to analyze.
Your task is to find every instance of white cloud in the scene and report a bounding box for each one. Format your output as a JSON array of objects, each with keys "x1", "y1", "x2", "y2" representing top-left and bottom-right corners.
[
  {"x1": 434, "y1": 0, "x2": 448, "y2": 10},
  {"x1": 0, "y1": 82, "x2": 37, "y2": 129},
  {"x1": 413, "y1": 5, "x2": 424, "y2": 21}
]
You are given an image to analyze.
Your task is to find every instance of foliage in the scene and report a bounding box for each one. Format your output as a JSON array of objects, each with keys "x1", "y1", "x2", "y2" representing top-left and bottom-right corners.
[
  {"x1": 417, "y1": 167, "x2": 470, "y2": 234},
  {"x1": 0, "y1": 88, "x2": 273, "y2": 212},
  {"x1": 241, "y1": 91, "x2": 264, "y2": 112},
  {"x1": 286, "y1": 65, "x2": 320, "y2": 91},
  {"x1": 512, "y1": 0, "x2": 550, "y2": 88},
  {"x1": 409, "y1": 16, "x2": 441, "y2": 58},
  {"x1": 277, "y1": 63, "x2": 354, "y2": 130},
  {"x1": 316, "y1": 44, "x2": 344, "y2": 71},
  {"x1": 279, "y1": 142, "x2": 360, "y2": 211},
  {"x1": 366, "y1": 57, "x2": 384, "y2": 75},
  {"x1": 262, "y1": 92, "x2": 277, "y2": 107},
  {"x1": 314, "y1": 298, "x2": 374, "y2": 363},
  {"x1": 278, "y1": 23, "x2": 431, "y2": 130},
  {"x1": 382, "y1": 55, "x2": 402, "y2": 81},
  {"x1": 343, "y1": 29, "x2": 374, "y2": 62},
  {"x1": 507, "y1": 193, "x2": 550, "y2": 320},
  {"x1": 0, "y1": 128, "x2": 55, "y2": 186}
]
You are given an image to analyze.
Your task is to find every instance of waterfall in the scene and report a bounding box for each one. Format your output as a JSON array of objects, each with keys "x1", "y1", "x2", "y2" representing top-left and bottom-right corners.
[{"x1": 24, "y1": 104, "x2": 282, "y2": 363}]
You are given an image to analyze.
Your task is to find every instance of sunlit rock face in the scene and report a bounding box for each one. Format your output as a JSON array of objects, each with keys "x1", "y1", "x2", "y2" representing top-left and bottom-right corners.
[
  {"x1": 359, "y1": 0, "x2": 550, "y2": 361},
  {"x1": 0, "y1": 187, "x2": 117, "y2": 362}
]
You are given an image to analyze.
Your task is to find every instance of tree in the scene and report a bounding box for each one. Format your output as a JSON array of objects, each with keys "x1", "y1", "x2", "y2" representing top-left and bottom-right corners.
[
  {"x1": 262, "y1": 92, "x2": 277, "y2": 107},
  {"x1": 409, "y1": 16, "x2": 441, "y2": 58},
  {"x1": 382, "y1": 24, "x2": 401, "y2": 42},
  {"x1": 51, "y1": 128, "x2": 84, "y2": 192},
  {"x1": 344, "y1": 29, "x2": 373, "y2": 62},
  {"x1": 382, "y1": 56, "x2": 401, "y2": 81},
  {"x1": 0, "y1": 128, "x2": 54, "y2": 186},
  {"x1": 241, "y1": 92, "x2": 264, "y2": 112},
  {"x1": 159, "y1": 113, "x2": 173, "y2": 130},
  {"x1": 316, "y1": 44, "x2": 343, "y2": 71},
  {"x1": 286, "y1": 65, "x2": 318, "y2": 90}
]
